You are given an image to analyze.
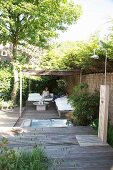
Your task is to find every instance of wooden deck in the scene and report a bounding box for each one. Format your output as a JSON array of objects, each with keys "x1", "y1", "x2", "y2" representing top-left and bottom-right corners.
[
  {"x1": 15, "y1": 102, "x2": 59, "y2": 126},
  {"x1": 0, "y1": 103, "x2": 113, "y2": 170}
]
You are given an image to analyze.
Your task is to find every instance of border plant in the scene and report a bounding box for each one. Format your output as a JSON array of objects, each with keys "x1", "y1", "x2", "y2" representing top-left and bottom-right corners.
[
  {"x1": 0, "y1": 138, "x2": 48, "y2": 170},
  {"x1": 68, "y1": 83, "x2": 99, "y2": 125}
]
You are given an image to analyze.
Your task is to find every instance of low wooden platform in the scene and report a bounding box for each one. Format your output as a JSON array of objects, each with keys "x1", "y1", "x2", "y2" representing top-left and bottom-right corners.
[
  {"x1": 0, "y1": 103, "x2": 113, "y2": 170},
  {"x1": 0, "y1": 126, "x2": 113, "y2": 170}
]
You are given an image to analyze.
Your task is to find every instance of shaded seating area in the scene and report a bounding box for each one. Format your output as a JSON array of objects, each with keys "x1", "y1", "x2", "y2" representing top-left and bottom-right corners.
[
  {"x1": 26, "y1": 93, "x2": 74, "y2": 117},
  {"x1": 20, "y1": 69, "x2": 79, "y2": 116},
  {"x1": 26, "y1": 93, "x2": 53, "y2": 107}
]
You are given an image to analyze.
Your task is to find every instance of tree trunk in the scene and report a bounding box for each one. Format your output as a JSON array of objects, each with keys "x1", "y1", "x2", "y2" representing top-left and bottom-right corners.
[
  {"x1": 11, "y1": 44, "x2": 19, "y2": 104},
  {"x1": 11, "y1": 64, "x2": 19, "y2": 104}
]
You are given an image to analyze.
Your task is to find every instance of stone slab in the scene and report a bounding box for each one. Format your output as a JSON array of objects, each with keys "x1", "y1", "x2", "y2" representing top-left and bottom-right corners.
[{"x1": 76, "y1": 135, "x2": 108, "y2": 146}]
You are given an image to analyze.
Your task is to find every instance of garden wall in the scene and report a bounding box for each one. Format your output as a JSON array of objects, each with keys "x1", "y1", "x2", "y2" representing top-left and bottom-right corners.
[{"x1": 65, "y1": 73, "x2": 113, "y2": 124}]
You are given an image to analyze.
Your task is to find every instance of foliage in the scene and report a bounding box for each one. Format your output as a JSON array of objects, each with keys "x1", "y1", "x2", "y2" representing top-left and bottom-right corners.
[
  {"x1": 28, "y1": 76, "x2": 58, "y2": 94},
  {"x1": 40, "y1": 36, "x2": 100, "y2": 70},
  {"x1": 56, "y1": 79, "x2": 67, "y2": 94},
  {"x1": 101, "y1": 29, "x2": 113, "y2": 59},
  {"x1": 90, "y1": 118, "x2": 99, "y2": 130},
  {"x1": 0, "y1": 137, "x2": 48, "y2": 170},
  {"x1": 62, "y1": 36, "x2": 100, "y2": 70},
  {"x1": 0, "y1": 100, "x2": 14, "y2": 109},
  {"x1": 0, "y1": 137, "x2": 18, "y2": 170},
  {"x1": 0, "y1": 0, "x2": 82, "y2": 103},
  {"x1": 39, "y1": 41, "x2": 78, "y2": 69},
  {"x1": 107, "y1": 122, "x2": 113, "y2": 147},
  {"x1": 0, "y1": 0, "x2": 82, "y2": 48},
  {"x1": 0, "y1": 62, "x2": 13, "y2": 100},
  {"x1": 68, "y1": 83, "x2": 99, "y2": 125},
  {"x1": 16, "y1": 148, "x2": 48, "y2": 170},
  {"x1": 17, "y1": 44, "x2": 45, "y2": 69}
]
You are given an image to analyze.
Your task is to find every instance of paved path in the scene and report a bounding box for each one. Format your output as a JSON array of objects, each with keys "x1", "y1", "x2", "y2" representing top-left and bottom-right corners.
[{"x1": 0, "y1": 107, "x2": 24, "y2": 127}]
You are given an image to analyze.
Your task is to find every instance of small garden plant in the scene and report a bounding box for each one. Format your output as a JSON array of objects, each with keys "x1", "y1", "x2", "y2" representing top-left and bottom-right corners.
[
  {"x1": 0, "y1": 100, "x2": 14, "y2": 110},
  {"x1": 68, "y1": 83, "x2": 99, "y2": 126},
  {"x1": 0, "y1": 137, "x2": 48, "y2": 170}
]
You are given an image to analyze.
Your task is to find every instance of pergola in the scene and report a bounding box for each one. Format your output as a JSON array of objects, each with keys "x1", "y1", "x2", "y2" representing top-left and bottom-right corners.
[{"x1": 19, "y1": 69, "x2": 81, "y2": 116}]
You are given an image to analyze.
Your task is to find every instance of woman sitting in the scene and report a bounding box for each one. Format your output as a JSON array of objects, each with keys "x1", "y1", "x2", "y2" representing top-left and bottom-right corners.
[{"x1": 42, "y1": 87, "x2": 51, "y2": 98}]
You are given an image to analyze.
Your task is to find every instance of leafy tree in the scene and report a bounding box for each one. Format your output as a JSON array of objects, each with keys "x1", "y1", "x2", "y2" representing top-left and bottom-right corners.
[
  {"x1": 0, "y1": 0, "x2": 82, "y2": 103},
  {"x1": 40, "y1": 36, "x2": 99, "y2": 70},
  {"x1": 63, "y1": 36, "x2": 99, "y2": 69}
]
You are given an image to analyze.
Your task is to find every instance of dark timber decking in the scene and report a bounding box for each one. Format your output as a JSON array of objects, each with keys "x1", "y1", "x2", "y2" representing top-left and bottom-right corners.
[{"x1": 0, "y1": 103, "x2": 113, "y2": 170}]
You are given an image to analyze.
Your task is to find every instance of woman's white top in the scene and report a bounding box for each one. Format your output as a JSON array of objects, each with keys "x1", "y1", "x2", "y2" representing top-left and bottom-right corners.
[{"x1": 42, "y1": 90, "x2": 50, "y2": 98}]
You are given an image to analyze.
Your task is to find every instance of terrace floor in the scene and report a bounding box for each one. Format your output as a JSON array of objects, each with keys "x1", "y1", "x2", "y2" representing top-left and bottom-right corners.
[{"x1": 0, "y1": 103, "x2": 113, "y2": 170}]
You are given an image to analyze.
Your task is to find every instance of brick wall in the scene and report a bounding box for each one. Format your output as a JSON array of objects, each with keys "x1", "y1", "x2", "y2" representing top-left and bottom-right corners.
[{"x1": 65, "y1": 73, "x2": 113, "y2": 124}]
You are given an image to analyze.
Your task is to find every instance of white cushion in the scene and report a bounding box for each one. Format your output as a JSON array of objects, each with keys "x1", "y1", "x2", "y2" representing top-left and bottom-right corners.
[
  {"x1": 29, "y1": 93, "x2": 40, "y2": 97},
  {"x1": 28, "y1": 93, "x2": 53, "y2": 102},
  {"x1": 55, "y1": 96, "x2": 74, "y2": 111},
  {"x1": 28, "y1": 93, "x2": 42, "y2": 101}
]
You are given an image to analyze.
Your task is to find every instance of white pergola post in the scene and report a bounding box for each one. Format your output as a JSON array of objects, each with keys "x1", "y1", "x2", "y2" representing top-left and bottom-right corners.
[{"x1": 20, "y1": 70, "x2": 22, "y2": 117}]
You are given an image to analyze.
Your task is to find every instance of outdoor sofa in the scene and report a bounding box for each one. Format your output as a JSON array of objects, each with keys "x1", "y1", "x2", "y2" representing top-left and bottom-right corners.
[{"x1": 55, "y1": 96, "x2": 74, "y2": 117}]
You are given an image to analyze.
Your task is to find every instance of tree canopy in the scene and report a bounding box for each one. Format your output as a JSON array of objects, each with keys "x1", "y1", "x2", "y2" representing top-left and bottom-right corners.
[
  {"x1": 0, "y1": 0, "x2": 82, "y2": 48},
  {"x1": 39, "y1": 36, "x2": 100, "y2": 70},
  {"x1": 0, "y1": 0, "x2": 82, "y2": 102},
  {"x1": 40, "y1": 33, "x2": 113, "y2": 73}
]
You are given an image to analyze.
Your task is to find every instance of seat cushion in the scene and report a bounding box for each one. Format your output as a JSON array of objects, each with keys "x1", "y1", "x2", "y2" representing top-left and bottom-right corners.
[
  {"x1": 28, "y1": 93, "x2": 42, "y2": 101},
  {"x1": 55, "y1": 96, "x2": 74, "y2": 111}
]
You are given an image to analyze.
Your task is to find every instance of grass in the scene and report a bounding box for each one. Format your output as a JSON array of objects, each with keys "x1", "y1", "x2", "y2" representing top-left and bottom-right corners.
[
  {"x1": 0, "y1": 138, "x2": 48, "y2": 170},
  {"x1": 15, "y1": 148, "x2": 48, "y2": 170}
]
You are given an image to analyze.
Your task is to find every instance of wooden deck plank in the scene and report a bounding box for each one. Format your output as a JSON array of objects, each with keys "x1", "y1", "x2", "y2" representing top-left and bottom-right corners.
[{"x1": 0, "y1": 103, "x2": 113, "y2": 170}]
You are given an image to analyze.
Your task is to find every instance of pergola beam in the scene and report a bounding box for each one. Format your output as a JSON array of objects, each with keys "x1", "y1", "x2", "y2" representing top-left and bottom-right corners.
[{"x1": 22, "y1": 69, "x2": 81, "y2": 76}]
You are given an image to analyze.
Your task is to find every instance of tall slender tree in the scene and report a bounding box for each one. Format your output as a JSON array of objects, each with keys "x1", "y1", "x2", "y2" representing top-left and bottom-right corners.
[{"x1": 0, "y1": 0, "x2": 82, "y2": 103}]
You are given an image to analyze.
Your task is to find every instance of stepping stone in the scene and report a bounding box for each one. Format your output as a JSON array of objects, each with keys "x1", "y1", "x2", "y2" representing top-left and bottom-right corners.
[{"x1": 76, "y1": 135, "x2": 108, "y2": 146}]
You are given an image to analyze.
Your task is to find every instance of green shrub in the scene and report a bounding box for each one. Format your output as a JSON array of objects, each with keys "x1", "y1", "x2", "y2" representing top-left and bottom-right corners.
[
  {"x1": 57, "y1": 79, "x2": 67, "y2": 94},
  {"x1": 0, "y1": 137, "x2": 48, "y2": 170},
  {"x1": 107, "y1": 122, "x2": 113, "y2": 147},
  {"x1": 0, "y1": 69, "x2": 13, "y2": 100},
  {"x1": 29, "y1": 76, "x2": 57, "y2": 94},
  {"x1": 68, "y1": 83, "x2": 99, "y2": 125}
]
